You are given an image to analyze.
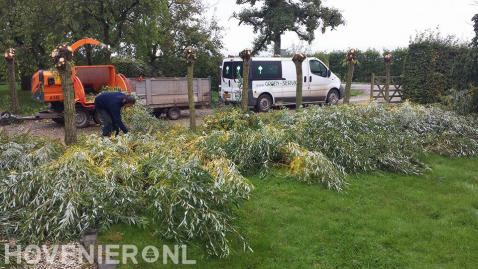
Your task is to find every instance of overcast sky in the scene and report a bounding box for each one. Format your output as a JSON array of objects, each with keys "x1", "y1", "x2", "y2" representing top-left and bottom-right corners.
[{"x1": 205, "y1": 0, "x2": 477, "y2": 55}]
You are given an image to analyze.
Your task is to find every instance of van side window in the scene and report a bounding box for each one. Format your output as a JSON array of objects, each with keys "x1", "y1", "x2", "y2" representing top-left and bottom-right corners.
[
  {"x1": 223, "y1": 62, "x2": 243, "y2": 79},
  {"x1": 252, "y1": 61, "x2": 282, "y2": 80},
  {"x1": 310, "y1": 60, "x2": 328, "y2": 77}
]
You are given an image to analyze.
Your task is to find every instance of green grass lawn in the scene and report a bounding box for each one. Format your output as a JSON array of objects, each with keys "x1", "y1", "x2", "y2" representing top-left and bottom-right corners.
[
  {"x1": 99, "y1": 155, "x2": 478, "y2": 268},
  {"x1": 351, "y1": 89, "x2": 364, "y2": 97},
  {"x1": 0, "y1": 83, "x2": 46, "y2": 115}
]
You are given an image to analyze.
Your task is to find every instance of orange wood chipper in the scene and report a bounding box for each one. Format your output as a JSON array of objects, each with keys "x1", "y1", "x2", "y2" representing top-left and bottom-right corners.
[{"x1": 30, "y1": 38, "x2": 131, "y2": 128}]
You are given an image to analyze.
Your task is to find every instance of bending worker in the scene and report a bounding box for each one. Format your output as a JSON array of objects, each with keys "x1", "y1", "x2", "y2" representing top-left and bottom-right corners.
[{"x1": 94, "y1": 92, "x2": 136, "y2": 136}]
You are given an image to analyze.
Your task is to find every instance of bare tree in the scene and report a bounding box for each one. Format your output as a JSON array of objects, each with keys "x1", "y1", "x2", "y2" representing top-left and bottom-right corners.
[
  {"x1": 184, "y1": 47, "x2": 197, "y2": 131},
  {"x1": 52, "y1": 44, "x2": 77, "y2": 145},
  {"x1": 344, "y1": 49, "x2": 358, "y2": 104},
  {"x1": 4, "y1": 48, "x2": 19, "y2": 113},
  {"x1": 292, "y1": 53, "x2": 306, "y2": 110},
  {"x1": 239, "y1": 49, "x2": 252, "y2": 112}
]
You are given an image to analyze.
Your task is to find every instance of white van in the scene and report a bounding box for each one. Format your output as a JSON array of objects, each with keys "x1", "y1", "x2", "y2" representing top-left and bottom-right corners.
[{"x1": 220, "y1": 57, "x2": 344, "y2": 112}]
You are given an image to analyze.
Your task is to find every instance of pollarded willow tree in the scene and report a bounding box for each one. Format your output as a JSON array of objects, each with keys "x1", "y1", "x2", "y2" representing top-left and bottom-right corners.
[{"x1": 234, "y1": 0, "x2": 344, "y2": 55}]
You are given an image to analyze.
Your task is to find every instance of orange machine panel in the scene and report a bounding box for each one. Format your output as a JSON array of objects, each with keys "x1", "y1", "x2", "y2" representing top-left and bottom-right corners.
[
  {"x1": 32, "y1": 65, "x2": 130, "y2": 108},
  {"x1": 74, "y1": 65, "x2": 117, "y2": 92}
]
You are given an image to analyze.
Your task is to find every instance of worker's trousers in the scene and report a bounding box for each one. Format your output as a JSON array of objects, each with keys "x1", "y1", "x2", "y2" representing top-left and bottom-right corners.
[{"x1": 96, "y1": 108, "x2": 119, "y2": 137}]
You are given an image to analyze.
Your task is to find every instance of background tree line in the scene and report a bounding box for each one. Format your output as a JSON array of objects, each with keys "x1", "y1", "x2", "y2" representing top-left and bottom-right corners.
[
  {"x1": 289, "y1": 48, "x2": 408, "y2": 83},
  {"x1": 0, "y1": 0, "x2": 223, "y2": 90}
]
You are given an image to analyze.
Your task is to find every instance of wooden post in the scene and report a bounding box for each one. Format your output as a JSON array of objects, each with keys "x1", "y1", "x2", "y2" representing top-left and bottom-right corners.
[
  {"x1": 384, "y1": 53, "x2": 392, "y2": 103},
  {"x1": 184, "y1": 47, "x2": 197, "y2": 131},
  {"x1": 239, "y1": 49, "x2": 252, "y2": 112},
  {"x1": 344, "y1": 49, "x2": 358, "y2": 104},
  {"x1": 370, "y1": 73, "x2": 375, "y2": 101},
  {"x1": 4, "y1": 48, "x2": 19, "y2": 114},
  {"x1": 292, "y1": 53, "x2": 306, "y2": 110},
  {"x1": 52, "y1": 44, "x2": 77, "y2": 145}
]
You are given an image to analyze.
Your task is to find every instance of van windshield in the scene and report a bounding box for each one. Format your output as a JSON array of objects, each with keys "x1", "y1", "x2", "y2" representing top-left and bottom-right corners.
[{"x1": 223, "y1": 61, "x2": 243, "y2": 79}]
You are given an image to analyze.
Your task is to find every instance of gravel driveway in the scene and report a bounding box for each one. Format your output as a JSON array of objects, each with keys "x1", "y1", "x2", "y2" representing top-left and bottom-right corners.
[{"x1": 1, "y1": 93, "x2": 370, "y2": 143}]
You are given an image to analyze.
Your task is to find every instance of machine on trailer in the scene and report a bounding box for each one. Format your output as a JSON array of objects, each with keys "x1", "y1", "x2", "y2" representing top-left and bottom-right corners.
[
  {"x1": 0, "y1": 38, "x2": 131, "y2": 128},
  {"x1": 30, "y1": 38, "x2": 131, "y2": 128}
]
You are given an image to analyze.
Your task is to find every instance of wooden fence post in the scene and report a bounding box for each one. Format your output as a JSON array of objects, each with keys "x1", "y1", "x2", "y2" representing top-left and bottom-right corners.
[
  {"x1": 384, "y1": 53, "x2": 392, "y2": 103},
  {"x1": 184, "y1": 47, "x2": 197, "y2": 131},
  {"x1": 4, "y1": 48, "x2": 19, "y2": 114},
  {"x1": 344, "y1": 49, "x2": 358, "y2": 104},
  {"x1": 239, "y1": 49, "x2": 252, "y2": 112},
  {"x1": 292, "y1": 53, "x2": 306, "y2": 110},
  {"x1": 52, "y1": 44, "x2": 77, "y2": 145},
  {"x1": 370, "y1": 73, "x2": 375, "y2": 101}
]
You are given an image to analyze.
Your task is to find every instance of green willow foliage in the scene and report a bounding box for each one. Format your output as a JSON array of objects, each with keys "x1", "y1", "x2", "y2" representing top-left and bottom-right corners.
[
  {"x1": 202, "y1": 103, "x2": 478, "y2": 178},
  {"x1": 2, "y1": 103, "x2": 478, "y2": 258},
  {"x1": 0, "y1": 131, "x2": 253, "y2": 257}
]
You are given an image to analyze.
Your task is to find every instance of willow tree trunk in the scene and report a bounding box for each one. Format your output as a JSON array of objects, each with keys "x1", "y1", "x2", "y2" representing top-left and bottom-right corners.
[
  {"x1": 6, "y1": 59, "x2": 19, "y2": 113},
  {"x1": 344, "y1": 62, "x2": 355, "y2": 104},
  {"x1": 384, "y1": 63, "x2": 391, "y2": 103},
  {"x1": 294, "y1": 61, "x2": 303, "y2": 110},
  {"x1": 241, "y1": 60, "x2": 251, "y2": 112},
  {"x1": 187, "y1": 64, "x2": 196, "y2": 131},
  {"x1": 273, "y1": 34, "x2": 281, "y2": 56},
  {"x1": 59, "y1": 62, "x2": 77, "y2": 145}
]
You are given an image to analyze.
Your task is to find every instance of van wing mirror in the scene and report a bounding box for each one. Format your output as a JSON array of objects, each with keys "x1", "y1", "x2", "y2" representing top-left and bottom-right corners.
[{"x1": 327, "y1": 70, "x2": 332, "y2": 77}]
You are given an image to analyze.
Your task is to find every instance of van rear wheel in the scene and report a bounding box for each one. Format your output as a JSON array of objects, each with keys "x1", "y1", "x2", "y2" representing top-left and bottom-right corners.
[{"x1": 256, "y1": 94, "x2": 272, "y2": 112}]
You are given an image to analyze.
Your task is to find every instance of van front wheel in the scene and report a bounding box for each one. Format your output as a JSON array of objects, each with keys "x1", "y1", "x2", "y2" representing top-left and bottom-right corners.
[
  {"x1": 326, "y1": 89, "x2": 340, "y2": 105},
  {"x1": 256, "y1": 94, "x2": 272, "y2": 112}
]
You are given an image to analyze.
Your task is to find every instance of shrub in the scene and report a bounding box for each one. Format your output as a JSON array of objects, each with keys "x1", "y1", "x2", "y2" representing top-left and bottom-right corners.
[
  {"x1": 441, "y1": 86, "x2": 478, "y2": 115},
  {"x1": 403, "y1": 30, "x2": 478, "y2": 108}
]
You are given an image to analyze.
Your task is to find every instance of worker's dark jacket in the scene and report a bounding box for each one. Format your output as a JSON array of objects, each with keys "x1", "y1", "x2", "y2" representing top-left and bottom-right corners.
[{"x1": 94, "y1": 92, "x2": 128, "y2": 133}]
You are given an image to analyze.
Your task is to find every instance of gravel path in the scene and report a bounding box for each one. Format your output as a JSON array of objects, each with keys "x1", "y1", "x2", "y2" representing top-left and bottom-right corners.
[
  {"x1": 0, "y1": 109, "x2": 214, "y2": 143},
  {"x1": 1, "y1": 96, "x2": 370, "y2": 142},
  {"x1": 1, "y1": 120, "x2": 98, "y2": 143}
]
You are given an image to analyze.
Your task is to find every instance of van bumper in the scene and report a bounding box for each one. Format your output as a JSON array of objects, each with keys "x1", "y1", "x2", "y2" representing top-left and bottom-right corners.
[{"x1": 221, "y1": 91, "x2": 256, "y2": 106}]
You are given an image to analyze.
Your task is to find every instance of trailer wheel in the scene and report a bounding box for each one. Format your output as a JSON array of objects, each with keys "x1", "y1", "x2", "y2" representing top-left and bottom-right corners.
[
  {"x1": 75, "y1": 109, "x2": 90, "y2": 128},
  {"x1": 167, "y1": 107, "x2": 181, "y2": 120},
  {"x1": 1, "y1": 112, "x2": 11, "y2": 119}
]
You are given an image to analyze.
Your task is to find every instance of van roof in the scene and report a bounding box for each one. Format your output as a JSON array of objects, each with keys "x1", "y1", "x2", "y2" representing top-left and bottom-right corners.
[{"x1": 223, "y1": 57, "x2": 313, "y2": 62}]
